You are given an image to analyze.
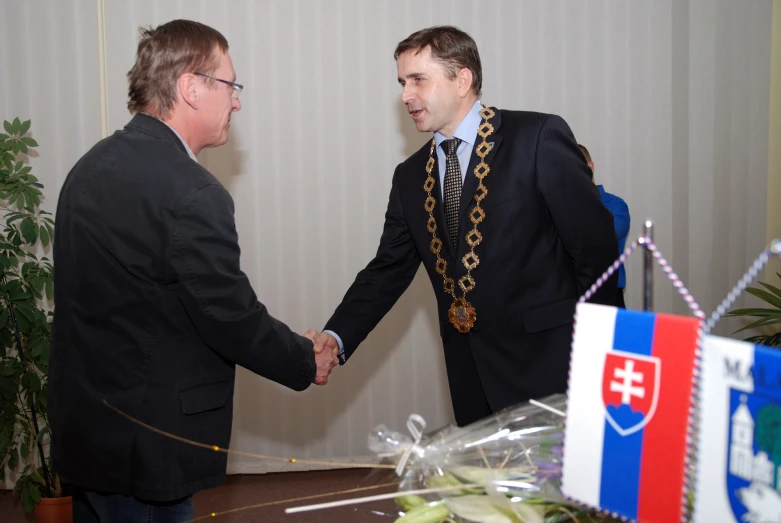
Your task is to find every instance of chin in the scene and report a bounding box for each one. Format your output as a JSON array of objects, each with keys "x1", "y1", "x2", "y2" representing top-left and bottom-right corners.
[{"x1": 414, "y1": 122, "x2": 432, "y2": 133}]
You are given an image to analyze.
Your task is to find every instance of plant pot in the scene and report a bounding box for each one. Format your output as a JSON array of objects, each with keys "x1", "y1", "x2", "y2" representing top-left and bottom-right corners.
[{"x1": 34, "y1": 496, "x2": 73, "y2": 523}]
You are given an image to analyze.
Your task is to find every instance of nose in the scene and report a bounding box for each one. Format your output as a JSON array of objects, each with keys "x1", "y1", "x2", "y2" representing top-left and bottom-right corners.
[
  {"x1": 401, "y1": 84, "x2": 415, "y2": 105},
  {"x1": 232, "y1": 97, "x2": 241, "y2": 112}
]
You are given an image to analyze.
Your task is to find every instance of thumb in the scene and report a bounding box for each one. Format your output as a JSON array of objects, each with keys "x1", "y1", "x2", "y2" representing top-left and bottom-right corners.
[{"x1": 311, "y1": 332, "x2": 326, "y2": 353}]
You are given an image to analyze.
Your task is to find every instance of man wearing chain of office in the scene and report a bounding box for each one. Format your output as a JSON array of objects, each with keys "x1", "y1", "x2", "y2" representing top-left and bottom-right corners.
[{"x1": 313, "y1": 25, "x2": 618, "y2": 426}]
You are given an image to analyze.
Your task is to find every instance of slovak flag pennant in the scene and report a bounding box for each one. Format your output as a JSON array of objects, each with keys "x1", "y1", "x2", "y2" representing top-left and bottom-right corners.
[{"x1": 562, "y1": 303, "x2": 700, "y2": 522}]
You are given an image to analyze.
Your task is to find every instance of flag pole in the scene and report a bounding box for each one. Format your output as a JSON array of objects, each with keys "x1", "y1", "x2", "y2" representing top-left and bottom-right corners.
[{"x1": 642, "y1": 220, "x2": 654, "y2": 311}]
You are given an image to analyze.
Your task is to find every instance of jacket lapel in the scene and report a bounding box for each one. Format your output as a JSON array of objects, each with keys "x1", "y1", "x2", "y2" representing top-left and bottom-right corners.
[{"x1": 458, "y1": 108, "x2": 504, "y2": 230}]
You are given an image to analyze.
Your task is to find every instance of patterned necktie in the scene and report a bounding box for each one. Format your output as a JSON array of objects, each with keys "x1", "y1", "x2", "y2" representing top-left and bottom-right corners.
[{"x1": 442, "y1": 138, "x2": 462, "y2": 251}]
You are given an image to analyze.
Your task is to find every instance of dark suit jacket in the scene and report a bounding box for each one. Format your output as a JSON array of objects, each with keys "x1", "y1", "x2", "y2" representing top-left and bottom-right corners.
[
  {"x1": 49, "y1": 114, "x2": 316, "y2": 501},
  {"x1": 325, "y1": 109, "x2": 617, "y2": 426}
]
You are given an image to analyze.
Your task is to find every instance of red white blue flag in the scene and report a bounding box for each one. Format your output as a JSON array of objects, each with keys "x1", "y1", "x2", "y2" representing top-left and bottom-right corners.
[{"x1": 562, "y1": 303, "x2": 700, "y2": 523}]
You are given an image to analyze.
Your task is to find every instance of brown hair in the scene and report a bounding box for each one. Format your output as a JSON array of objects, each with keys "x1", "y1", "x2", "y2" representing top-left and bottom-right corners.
[
  {"x1": 394, "y1": 26, "x2": 482, "y2": 97},
  {"x1": 578, "y1": 144, "x2": 594, "y2": 181},
  {"x1": 578, "y1": 144, "x2": 592, "y2": 163},
  {"x1": 127, "y1": 20, "x2": 229, "y2": 119}
]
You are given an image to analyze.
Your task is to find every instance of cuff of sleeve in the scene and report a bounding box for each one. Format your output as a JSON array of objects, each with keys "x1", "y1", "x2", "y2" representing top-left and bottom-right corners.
[{"x1": 323, "y1": 329, "x2": 345, "y2": 363}]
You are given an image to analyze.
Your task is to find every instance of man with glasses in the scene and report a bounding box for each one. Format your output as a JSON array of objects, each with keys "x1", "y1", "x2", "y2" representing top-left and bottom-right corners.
[{"x1": 49, "y1": 19, "x2": 338, "y2": 522}]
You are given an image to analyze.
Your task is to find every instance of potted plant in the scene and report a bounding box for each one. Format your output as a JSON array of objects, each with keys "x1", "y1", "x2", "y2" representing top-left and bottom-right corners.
[
  {"x1": 0, "y1": 118, "x2": 65, "y2": 520},
  {"x1": 725, "y1": 273, "x2": 781, "y2": 347}
]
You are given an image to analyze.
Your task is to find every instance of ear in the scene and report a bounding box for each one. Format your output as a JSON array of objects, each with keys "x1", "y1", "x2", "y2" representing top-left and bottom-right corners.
[
  {"x1": 456, "y1": 67, "x2": 473, "y2": 98},
  {"x1": 588, "y1": 161, "x2": 595, "y2": 171},
  {"x1": 179, "y1": 73, "x2": 200, "y2": 109}
]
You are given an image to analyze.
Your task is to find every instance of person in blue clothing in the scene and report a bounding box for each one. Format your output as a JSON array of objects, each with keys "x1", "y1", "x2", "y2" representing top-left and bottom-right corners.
[{"x1": 579, "y1": 144, "x2": 631, "y2": 308}]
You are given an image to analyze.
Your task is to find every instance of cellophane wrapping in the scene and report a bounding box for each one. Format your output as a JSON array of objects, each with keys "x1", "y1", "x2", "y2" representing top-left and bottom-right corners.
[{"x1": 368, "y1": 395, "x2": 620, "y2": 523}]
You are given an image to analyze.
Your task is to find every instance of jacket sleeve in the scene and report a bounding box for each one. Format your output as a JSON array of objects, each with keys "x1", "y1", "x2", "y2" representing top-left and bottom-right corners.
[
  {"x1": 324, "y1": 166, "x2": 422, "y2": 361},
  {"x1": 171, "y1": 184, "x2": 316, "y2": 391},
  {"x1": 535, "y1": 115, "x2": 618, "y2": 304}
]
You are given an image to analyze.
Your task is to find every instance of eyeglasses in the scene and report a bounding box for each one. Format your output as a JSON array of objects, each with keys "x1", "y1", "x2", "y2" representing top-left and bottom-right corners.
[{"x1": 195, "y1": 72, "x2": 243, "y2": 99}]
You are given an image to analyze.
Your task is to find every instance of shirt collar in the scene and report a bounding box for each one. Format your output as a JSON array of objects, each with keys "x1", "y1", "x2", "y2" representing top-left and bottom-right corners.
[
  {"x1": 141, "y1": 113, "x2": 198, "y2": 163},
  {"x1": 434, "y1": 100, "x2": 483, "y2": 150}
]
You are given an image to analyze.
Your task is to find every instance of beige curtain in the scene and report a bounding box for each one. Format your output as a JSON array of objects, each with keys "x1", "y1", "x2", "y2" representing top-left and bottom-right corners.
[{"x1": 0, "y1": 0, "x2": 774, "y2": 482}]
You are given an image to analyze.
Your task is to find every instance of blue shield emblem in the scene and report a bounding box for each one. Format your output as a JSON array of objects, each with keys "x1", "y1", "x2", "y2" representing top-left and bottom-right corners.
[{"x1": 725, "y1": 361, "x2": 781, "y2": 522}]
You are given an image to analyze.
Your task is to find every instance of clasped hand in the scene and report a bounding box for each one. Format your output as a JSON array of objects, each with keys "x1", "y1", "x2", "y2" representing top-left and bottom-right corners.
[{"x1": 302, "y1": 329, "x2": 340, "y2": 386}]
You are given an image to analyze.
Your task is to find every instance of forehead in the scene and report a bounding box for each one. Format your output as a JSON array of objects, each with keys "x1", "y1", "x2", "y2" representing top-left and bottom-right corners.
[
  {"x1": 397, "y1": 46, "x2": 444, "y2": 74},
  {"x1": 213, "y1": 50, "x2": 236, "y2": 76}
]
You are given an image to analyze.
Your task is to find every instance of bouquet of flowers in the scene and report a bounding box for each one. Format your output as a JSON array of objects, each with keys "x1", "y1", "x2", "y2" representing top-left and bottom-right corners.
[{"x1": 368, "y1": 395, "x2": 620, "y2": 523}]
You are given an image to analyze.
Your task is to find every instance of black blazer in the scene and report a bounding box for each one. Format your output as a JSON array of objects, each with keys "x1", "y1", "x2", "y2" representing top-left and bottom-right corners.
[
  {"x1": 49, "y1": 114, "x2": 316, "y2": 501},
  {"x1": 325, "y1": 109, "x2": 617, "y2": 426}
]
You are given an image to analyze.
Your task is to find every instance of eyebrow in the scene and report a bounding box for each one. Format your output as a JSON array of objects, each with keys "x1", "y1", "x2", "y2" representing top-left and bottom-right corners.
[{"x1": 397, "y1": 72, "x2": 427, "y2": 83}]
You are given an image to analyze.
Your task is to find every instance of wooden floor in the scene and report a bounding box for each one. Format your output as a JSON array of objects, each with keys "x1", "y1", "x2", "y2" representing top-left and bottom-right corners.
[{"x1": 1, "y1": 469, "x2": 402, "y2": 522}]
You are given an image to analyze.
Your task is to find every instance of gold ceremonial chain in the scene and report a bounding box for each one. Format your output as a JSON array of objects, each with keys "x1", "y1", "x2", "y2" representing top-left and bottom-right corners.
[{"x1": 423, "y1": 105, "x2": 495, "y2": 333}]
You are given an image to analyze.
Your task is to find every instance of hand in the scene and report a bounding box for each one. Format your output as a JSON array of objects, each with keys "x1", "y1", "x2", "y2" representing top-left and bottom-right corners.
[
  {"x1": 313, "y1": 340, "x2": 339, "y2": 385},
  {"x1": 302, "y1": 329, "x2": 339, "y2": 385},
  {"x1": 302, "y1": 328, "x2": 318, "y2": 342},
  {"x1": 311, "y1": 331, "x2": 339, "y2": 356}
]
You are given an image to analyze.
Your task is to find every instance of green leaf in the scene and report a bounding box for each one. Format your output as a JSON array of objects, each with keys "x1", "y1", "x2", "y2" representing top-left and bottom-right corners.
[
  {"x1": 0, "y1": 376, "x2": 16, "y2": 400},
  {"x1": 21, "y1": 485, "x2": 34, "y2": 513},
  {"x1": 20, "y1": 218, "x2": 36, "y2": 244},
  {"x1": 8, "y1": 447, "x2": 19, "y2": 470},
  {"x1": 21, "y1": 137, "x2": 37, "y2": 148},
  {"x1": 45, "y1": 278, "x2": 53, "y2": 301},
  {"x1": 25, "y1": 372, "x2": 41, "y2": 393},
  {"x1": 19, "y1": 120, "x2": 31, "y2": 136},
  {"x1": 726, "y1": 308, "x2": 781, "y2": 318},
  {"x1": 12, "y1": 118, "x2": 22, "y2": 134},
  {"x1": 21, "y1": 261, "x2": 35, "y2": 277},
  {"x1": 30, "y1": 276, "x2": 44, "y2": 299},
  {"x1": 758, "y1": 281, "x2": 781, "y2": 301},
  {"x1": 3, "y1": 121, "x2": 12, "y2": 134},
  {"x1": 13, "y1": 310, "x2": 31, "y2": 333},
  {"x1": 734, "y1": 317, "x2": 781, "y2": 334},
  {"x1": 39, "y1": 226, "x2": 50, "y2": 248},
  {"x1": 11, "y1": 290, "x2": 33, "y2": 302},
  {"x1": 14, "y1": 301, "x2": 35, "y2": 319},
  {"x1": 746, "y1": 287, "x2": 781, "y2": 310},
  {"x1": 5, "y1": 213, "x2": 23, "y2": 225}
]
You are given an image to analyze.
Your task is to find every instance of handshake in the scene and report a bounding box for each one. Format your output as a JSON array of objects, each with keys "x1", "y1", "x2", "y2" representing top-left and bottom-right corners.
[{"x1": 302, "y1": 329, "x2": 340, "y2": 386}]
